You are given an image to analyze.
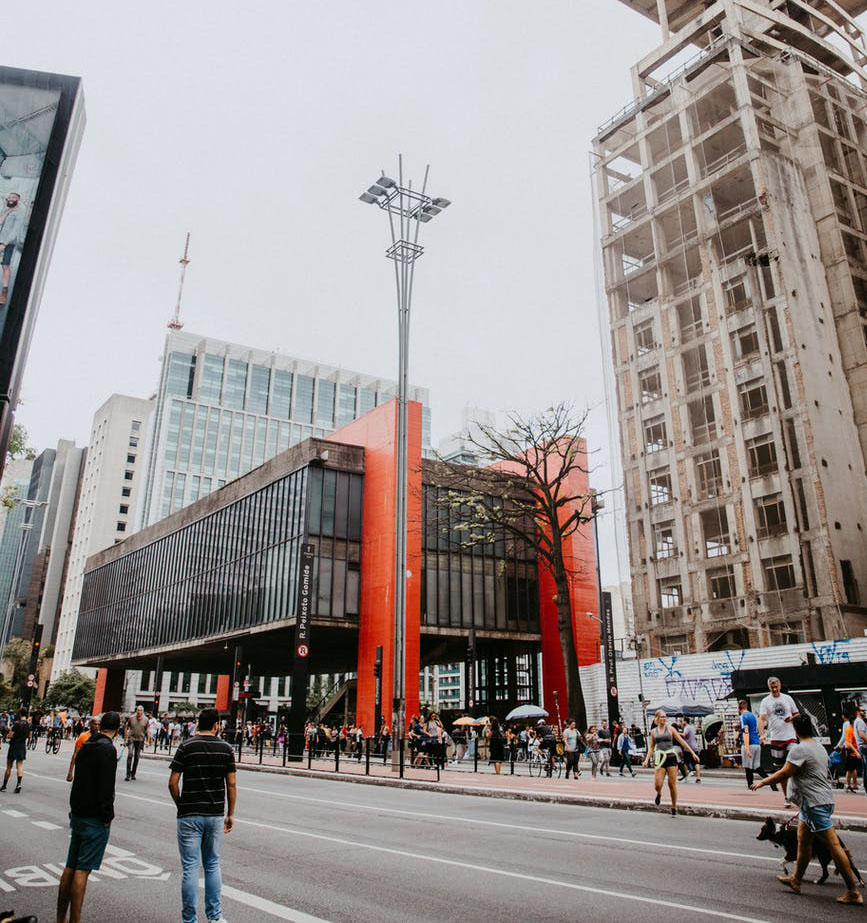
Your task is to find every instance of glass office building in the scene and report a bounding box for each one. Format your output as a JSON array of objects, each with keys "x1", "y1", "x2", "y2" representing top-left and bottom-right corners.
[{"x1": 138, "y1": 330, "x2": 431, "y2": 528}]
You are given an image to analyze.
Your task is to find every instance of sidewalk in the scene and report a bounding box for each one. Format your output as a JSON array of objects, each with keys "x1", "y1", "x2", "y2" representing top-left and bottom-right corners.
[{"x1": 140, "y1": 749, "x2": 867, "y2": 830}]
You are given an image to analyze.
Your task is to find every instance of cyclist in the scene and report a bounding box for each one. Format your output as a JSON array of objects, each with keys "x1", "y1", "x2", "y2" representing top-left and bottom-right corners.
[
  {"x1": 2, "y1": 712, "x2": 30, "y2": 793},
  {"x1": 536, "y1": 719, "x2": 557, "y2": 777}
]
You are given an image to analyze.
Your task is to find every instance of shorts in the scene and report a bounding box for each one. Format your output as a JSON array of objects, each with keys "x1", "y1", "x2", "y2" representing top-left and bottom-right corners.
[
  {"x1": 844, "y1": 752, "x2": 861, "y2": 772},
  {"x1": 769, "y1": 740, "x2": 795, "y2": 768},
  {"x1": 655, "y1": 750, "x2": 679, "y2": 769},
  {"x1": 0, "y1": 244, "x2": 13, "y2": 266},
  {"x1": 6, "y1": 742, "x2": 26, "y2": 763},
  {"x1": 66, "y1": 814, "x2": 111, "y2": 871},
  {"x1": 799, "y1": 801, "x2": 834, "y2": 834},
  {"x1": 742, "y1": 744, "x2": 761, "y2": 770}
]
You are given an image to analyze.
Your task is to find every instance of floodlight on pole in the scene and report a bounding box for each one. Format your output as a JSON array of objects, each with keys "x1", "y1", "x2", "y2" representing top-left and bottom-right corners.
[{"x1": 358, "y1": 154, "x2": 450, "y2": 756}]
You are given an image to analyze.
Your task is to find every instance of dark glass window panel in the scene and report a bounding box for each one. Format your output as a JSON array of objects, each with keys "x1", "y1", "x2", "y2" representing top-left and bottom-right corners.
[
  {"x1": 167, "y1": 352, "x2": 196, "y2": 398},
  {"x1": 249, "y1": 365, "x2": 270, "y2": 416},
  {"x1": 199, "y1": 354, "x2": 224, "y2": 404},
  {"x1": 224, "y1": 359, "x2": 248, "y2": 411},
  {"x1": 316, "y1": 380, "x2": 336, "y2": 427},
  {"x1": 295, "y1": 375, "x2": 315, "y2": 424}
]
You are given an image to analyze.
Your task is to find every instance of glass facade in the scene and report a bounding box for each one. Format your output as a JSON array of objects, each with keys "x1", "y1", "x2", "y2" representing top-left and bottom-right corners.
[
  {"x1": 140, "y1": 334, "x2": 432, "y2": 529},
  {"x1": 74, "y1": 464, "x2": 365, "y2": 662},
  {"x1": 421, "y1": 485, "x2": 540, "y2": 633}
]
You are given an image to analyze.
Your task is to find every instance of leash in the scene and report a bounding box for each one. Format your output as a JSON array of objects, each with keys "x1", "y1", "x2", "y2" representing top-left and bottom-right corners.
[{"x1": 782, "y1": 811, "x2": 799, "y2": 830}]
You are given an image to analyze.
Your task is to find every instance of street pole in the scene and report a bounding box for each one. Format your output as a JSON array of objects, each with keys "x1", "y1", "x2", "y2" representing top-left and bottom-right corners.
[{"x1": 359, "y1": 157, "x2": 450, "y2": 758}]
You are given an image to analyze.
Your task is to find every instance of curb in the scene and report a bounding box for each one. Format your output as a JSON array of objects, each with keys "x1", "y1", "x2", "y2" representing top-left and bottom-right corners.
[{"x1": 140, "y1": 752, "x2": 867, "y2": 831}]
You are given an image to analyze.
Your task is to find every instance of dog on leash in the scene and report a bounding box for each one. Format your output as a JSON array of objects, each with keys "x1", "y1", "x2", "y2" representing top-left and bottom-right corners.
[{"x1": 756, "y1": 817, "x2": 864, "y2": 886}]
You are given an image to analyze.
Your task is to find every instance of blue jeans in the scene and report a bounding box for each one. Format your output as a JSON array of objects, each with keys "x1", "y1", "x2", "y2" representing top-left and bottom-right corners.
[{"x1": 177, "y1": 814, "x2": 224, "y2": 923}]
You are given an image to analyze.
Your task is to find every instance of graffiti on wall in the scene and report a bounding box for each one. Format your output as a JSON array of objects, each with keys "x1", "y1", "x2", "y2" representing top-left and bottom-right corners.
[
  {"x1": 664, "y1": 676, "x2": 732, "y2": 703},
  {"x1": 642, "y1": 656, "x2": 682, "y2": 680},
  {"x1": 810, "y1": 640, "x2": 850, "y2": 664}
]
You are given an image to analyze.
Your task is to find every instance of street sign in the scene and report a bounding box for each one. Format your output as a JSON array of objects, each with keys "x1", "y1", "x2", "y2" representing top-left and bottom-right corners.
[{"x1": 232, "y1": 681, "x2": 240, "y2": 702}]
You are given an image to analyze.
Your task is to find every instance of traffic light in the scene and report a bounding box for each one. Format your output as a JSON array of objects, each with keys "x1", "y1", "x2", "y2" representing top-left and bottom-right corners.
[
  {"x1": 465, "y1": 645, "x2": 475, "y2": 663},
  {"x1": 373, "y1": 660, "x2": 382, "y2": 679}
]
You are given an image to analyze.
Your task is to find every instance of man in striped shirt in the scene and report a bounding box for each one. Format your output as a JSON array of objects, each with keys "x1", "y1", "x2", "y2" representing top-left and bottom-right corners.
[{"x1": 169, "y1": 708, "x2": 237, "y2": 923}]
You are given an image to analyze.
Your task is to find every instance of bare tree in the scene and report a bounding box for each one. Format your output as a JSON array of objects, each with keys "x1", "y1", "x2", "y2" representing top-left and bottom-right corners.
[{"x1": 430, "y1": 403, "x2": 596, "y2": 729}]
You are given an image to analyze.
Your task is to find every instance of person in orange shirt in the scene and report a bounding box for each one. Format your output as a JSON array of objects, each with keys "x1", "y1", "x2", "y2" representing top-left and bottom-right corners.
[{"x1": 66, "y1": 717, "x2": 100, "y2": 783}]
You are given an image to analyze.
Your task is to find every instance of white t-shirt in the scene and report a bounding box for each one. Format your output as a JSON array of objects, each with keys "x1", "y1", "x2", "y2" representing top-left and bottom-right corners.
[{"x1": 759, "y1": 692, "x2": 798, "y2": 742}]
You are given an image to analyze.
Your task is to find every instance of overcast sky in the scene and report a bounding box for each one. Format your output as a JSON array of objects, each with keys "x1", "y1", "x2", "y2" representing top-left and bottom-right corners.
[{"x1": 5, "y1": 2, "x2": 724, "y2": 584}]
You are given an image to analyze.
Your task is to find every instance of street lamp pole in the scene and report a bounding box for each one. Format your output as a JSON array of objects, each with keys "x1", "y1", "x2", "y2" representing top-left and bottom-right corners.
[{"x1": 359, "y1": 156, "x2": 450, "y2": 750}]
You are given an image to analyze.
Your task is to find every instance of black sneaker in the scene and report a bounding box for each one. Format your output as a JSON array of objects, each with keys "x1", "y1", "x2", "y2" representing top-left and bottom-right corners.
[{"x1": 654, "y1": 792, "x2": 661, "y2": 806}]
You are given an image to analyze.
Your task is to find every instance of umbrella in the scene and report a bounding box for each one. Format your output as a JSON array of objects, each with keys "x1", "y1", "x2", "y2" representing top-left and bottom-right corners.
[
  {"x1": 505, "y1": 704, "x2": 549, "y2": 721},
  {"x1": 452, "y1": 716, "x2": 478, "y2": 727},
  {"x1": 645, "y1": 698, "x2": 713, "y2": 718},
  {"x1": 472, "y1": 716, "x2": 489, "y2": 725}
]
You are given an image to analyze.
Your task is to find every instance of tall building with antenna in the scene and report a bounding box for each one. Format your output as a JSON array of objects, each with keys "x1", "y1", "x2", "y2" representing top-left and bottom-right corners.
[{"x1": 594, "y1": 0, "x2": 867, "y2": 655}]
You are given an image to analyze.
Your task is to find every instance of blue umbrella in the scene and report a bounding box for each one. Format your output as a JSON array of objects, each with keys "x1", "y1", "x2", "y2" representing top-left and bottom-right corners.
[
  {"x1": 645, "y1": 698, "x2": 713, "y2": 718},
  {"x1": 505, "y1": 704, "x2": 549, "y2": 721}
]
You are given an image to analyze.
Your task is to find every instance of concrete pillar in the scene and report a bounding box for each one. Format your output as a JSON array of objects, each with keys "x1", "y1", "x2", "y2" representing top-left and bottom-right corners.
[
  {"x1": 215, "y1": 674, "x2": 231, "y2": 712},
  {"x1": 93, "y1": 668, "x2": 125, "y2": 714}
]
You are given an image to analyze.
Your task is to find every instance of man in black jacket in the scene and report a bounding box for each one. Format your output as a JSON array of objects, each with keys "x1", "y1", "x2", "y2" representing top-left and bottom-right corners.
[{"x1": 57, "y1": 710, "x2": 120, "y2": 923}]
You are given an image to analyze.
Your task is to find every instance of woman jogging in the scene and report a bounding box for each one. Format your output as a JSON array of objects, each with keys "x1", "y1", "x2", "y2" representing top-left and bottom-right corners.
[{"x1": 643, "y1": 709, "x2": 698, "y2": 816}]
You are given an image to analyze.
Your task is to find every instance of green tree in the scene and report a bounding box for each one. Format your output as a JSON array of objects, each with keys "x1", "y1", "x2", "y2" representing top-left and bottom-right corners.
[
  {"x1": 42, "y1": 669, "x2": 97, "y2": 715},
  {"x1": 431, "y1": 403, "x2": 596, "y2": 730},
  {"x1": 1, "y1": 637, "x2": 33, "y2": 699},
  {"x1": 6, "y1": 424, "x2": 34, "y2": 461}
]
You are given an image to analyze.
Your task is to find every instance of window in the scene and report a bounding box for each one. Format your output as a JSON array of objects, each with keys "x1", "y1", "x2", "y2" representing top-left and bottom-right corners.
[
  {"x1": 677, "y1": 297, "x2": 703, "y2": 342},
  {"x1": 197, "y1": 673, "x2": 207, "y2": 694},
  {"x1": 126, "y1": 454, "x2": 136, "y2": 464},
  {"x1": 695, "y1": 451, "x2": 722, "y2": 498},
  {"x1": 732, "y1": 323, "x2": 760, "y2": 360},
  {"x1": 649, "y1": 468, "x2": 672, "y2": 505},
  {"x1": 140, "y1": 670, "x2": 151, "y2": 691},
  {"x1": 746, "y1": 433, "x2": 777, "y2": 476},
  {"x1": 169, "y1": 671, "x2": 179, "y2": 693},
  {"x1": 762, "y1": 554, "x2": 795, "y2": 590},
  {"x1": 316, "y1": 380, "x2": 336, "y2": 426},
  {"x1": 639, "y1": 366, "x2": 662, "y2": 403},
  {"x1": 124, "y1": 470, "x2": 134, "y2": 481},
  {"x1": 338, "y1": 384, "x2": 357, "y2": 426},
  {"x1": 708, "y1": 565, "x2": 736, "y2": 599},
  {"x1": 121, "y1": 487, "x2": 131, "y2": 498},
  {"x1": 248, "y1": 365, "x2": 271, "y2": 415},
  {"x1": 634, "y1": 319, "x2": 656, "y2": 355},
  {"x1": 116, "y1": 521, "x2": 126, "y2": 533},
  {"x1": 738, "y1": 379, "x2": 769, "y2": 419},
  {"x1": 199, "y1": 354, "x2": 225, "y2": 404},
  {"x1": 119, "y1": 504, "x2": 129, "y2": 515},
  {"x1": 784, "y1": 420, "x2": 801, "y2": 469},
  {"x1": 224, "y1": 359, "x2": 248, "y2": 410},
  {"x1": 689, "y1": 395, "x2": 716, "y2": 443},
  {"x1": 295, "y1": 374, "x2": 315, "y2": 423},
  {"x1": 763, "y1": 555, "x2": 796, "y2": 590},
  {"x1": 271, "y1": 369, "x2": 293, "y2": 419},
  {"x1": 769, "y1": 623, "x2": 806, "y2": 645},
  {"x1": 129, "y1": 437, "x2": 139, "y2": 448},
  {"x1": 775, "y1": 363, "x2": 792, "y2": 410},
  {"x1": 658, "y1": 579, "x2": 682, "y2": 609},
  {"x1": 841, "y1": 559, "x2": 860, "y2": 605},
  {"x1": 682, "y1": 345, "x2": 711, "y2": 390},
  {"x1": 166, "y1": 351, "x2": 196, "y2": 398},
  {"x1": 755, "y1": 493, "x2": 787, "y2": 538},
  {"x1": 644, "y1": 415, "x2": 667, "y2": 453},
  {"x1": 654, "y1": 521, "x2": 676, "y2": 559},
  {"x1": 131, "y1": 421, "x2": 141, "y2": 433},
  {"x1": 723, "y1": 277, "x2": 749, "y2": 314},
  {"x1": 701, "y1": 508, "x2": 730, "y2": 557},
  {"x1": 359, "y1": 389, "x2": 376, "y2": 415}
]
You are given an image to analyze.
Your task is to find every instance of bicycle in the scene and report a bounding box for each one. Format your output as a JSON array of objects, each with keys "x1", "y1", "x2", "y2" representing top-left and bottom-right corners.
[
  {"x1": 26, "y1": 733, "x2": 38, "y2": 752},
  {"x1": 528, "y1": 749, "x2": 563, "y2": 779},
  {"x1": 45, "y1": 728, "x2": 61, "y2": 755}
]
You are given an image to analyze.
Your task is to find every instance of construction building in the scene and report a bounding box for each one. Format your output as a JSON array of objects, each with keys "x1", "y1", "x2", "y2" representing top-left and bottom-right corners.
[{"x1": 595, "y1": 0, "x2": 867, "y2": 654}]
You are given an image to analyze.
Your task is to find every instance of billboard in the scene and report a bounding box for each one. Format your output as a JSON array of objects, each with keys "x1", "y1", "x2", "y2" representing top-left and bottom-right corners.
[{"x1": 0, "y1": 67, "x2": 84, "y2": 474}]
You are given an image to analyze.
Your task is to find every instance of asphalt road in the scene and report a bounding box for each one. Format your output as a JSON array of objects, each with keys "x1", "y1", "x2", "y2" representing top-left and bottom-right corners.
[{"x1": 1, "y1": 745, "x2": 864, "y2": 922}]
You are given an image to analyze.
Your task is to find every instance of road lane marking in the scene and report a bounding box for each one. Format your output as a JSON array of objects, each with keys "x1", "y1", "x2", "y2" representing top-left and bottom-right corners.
[
  {"x1": 213, "y1": 881, "x2": 330, "y2": 922},
  {"x1": 2, "y1": 810, "x2": 27, "y2": 818},
  {"x1": 27, "y1": 768, "x2": 815, "y2": 870},
  {"x1": 32, "y1": 779, "x2": 767, "y2": 923},
  {"x1": 232, "y1": 816, "x2": 771, "y2": 923},
  {"x1": 31, "y1": 821, "x2": 61, "y2": 830},
  {"x1": 202, "y1": 779, "x2": 787, "y2": 865}
]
